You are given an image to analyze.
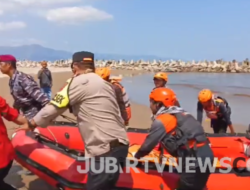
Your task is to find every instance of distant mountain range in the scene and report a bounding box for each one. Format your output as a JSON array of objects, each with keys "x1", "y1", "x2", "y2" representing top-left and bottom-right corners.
[{"x1": 0, "y1": 44, "x2": 173, "y2": 61}]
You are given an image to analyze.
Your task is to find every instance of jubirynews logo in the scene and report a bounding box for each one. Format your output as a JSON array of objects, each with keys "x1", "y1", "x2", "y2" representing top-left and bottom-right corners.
[{"x1": 76, "y1": 156, "x2": 250, "y2": 174}]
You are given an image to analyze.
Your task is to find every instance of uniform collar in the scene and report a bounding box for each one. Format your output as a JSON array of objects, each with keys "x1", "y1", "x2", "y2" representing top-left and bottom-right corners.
[
  {"x1": 151, "y1": 106, "x2": 185, "y2": 121},
  {"x1": 9, "y1": 70, "x2": 18, "y2": 86}
]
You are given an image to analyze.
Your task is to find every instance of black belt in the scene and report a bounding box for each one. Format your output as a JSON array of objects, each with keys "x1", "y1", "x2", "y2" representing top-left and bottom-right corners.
[
  {"x1": 94, "y1": 140, "x2": 127, "y2": 159},
  {"x1": 109, "y1": 139, "x2": 126, "y2": 148}
]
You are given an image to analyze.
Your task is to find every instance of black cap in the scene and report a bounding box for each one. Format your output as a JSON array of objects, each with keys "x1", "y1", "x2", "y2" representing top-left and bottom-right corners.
[{"x1": 72, "y1": 51, "x2": 94, "y2": 63}]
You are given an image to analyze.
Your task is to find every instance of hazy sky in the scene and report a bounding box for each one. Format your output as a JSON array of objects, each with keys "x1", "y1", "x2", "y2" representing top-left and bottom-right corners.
[{"x1": 0, "y1": 0, "x2": 249, "y2": 60}]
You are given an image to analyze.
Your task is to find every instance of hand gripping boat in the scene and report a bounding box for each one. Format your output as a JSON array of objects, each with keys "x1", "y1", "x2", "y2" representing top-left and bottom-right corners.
[{"x1": 12, "y1": 121, "x2": 250, "y2": 190}]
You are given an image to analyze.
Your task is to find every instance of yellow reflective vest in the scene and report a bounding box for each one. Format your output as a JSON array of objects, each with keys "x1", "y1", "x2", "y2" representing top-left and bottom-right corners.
[{"x1": 50, "y1": 78, "x2": 74, "y2": 108}]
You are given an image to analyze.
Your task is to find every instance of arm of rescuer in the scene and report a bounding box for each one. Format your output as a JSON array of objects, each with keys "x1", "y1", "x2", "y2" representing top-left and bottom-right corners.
[
  {"x1": 197, "y1": 101, "x2": 203, "y2": 124},
  {"x1": 112, "y1": 84, "x2": 128, "y2": 123},
  {"x1": 0, "y1": 96, "x2": 27, "y2": 125},
  {"x1": 134, "y1": 115, "x2": 176, "y2": 159},
  {"x1": 20, "y1": 75, "x2": 50, "y2": 107},
  {"x1": 219, "y1": 103, "x2": 235, "y2": 133},
  {"x1": 31, "y1": 78, "x2": 83, "y2": 128}
]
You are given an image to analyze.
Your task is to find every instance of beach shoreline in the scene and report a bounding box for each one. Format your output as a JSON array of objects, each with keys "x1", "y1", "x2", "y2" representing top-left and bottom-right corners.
[
  {"x1": 0, "y1": 67, "x2": 149, "y2": 78},
  {"x1": 0, "y1": 68, "x2": 248, "y2": 189},
  {"x1": 1, "y1": 69, "x2": 247, "y2": 133},
  {"x1": 1, "y1": 69, "x2": 247, "y2": 129}
]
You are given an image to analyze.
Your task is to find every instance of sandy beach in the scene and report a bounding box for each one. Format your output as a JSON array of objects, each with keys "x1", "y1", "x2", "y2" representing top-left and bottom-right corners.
[{"x1": 1, "y1": 68, "x2": 247, "y2": 189}]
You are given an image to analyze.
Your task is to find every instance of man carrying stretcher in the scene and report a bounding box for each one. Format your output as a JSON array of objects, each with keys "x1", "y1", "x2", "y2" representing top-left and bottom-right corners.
[{"x1": 134, "y1": 87, "x2": 214, "y2": 190}]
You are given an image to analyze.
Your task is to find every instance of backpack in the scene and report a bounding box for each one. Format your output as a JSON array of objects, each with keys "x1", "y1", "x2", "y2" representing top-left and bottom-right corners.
[{"x1": 216, "y1": 96, "x2": 229, "y2": 108}]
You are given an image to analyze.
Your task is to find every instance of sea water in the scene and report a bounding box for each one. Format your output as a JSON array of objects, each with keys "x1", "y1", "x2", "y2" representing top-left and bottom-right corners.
[{"x1": 122, "y1": 73, "x2": 250, "y2": 125}]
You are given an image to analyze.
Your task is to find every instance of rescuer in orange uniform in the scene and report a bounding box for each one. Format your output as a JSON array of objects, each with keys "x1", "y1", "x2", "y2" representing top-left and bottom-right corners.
[
  {"x1": 0, "y1": 96, "x2": 26, "y2": 189},
  {"x1": 153, "y1": 72, "x2": 181, "y2": 107},
  {"x1": 134, "y1": 87, "x2": 213, "y2": 190},
  {"x1": 96, "y1": 67, "x2": 130, "y2": 125},
  {"x1": 197, "y1": 89, "x2": 235, "y2": 134}
]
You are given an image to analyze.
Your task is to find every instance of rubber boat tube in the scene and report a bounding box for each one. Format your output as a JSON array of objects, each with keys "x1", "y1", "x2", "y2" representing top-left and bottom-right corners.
[{"x1": 11, "y1": 121, "x2": 250, "y2": 190}]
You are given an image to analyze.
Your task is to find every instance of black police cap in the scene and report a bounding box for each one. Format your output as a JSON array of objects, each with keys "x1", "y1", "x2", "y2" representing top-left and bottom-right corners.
[{"x1": 72, "y1": 51, "x2": 94, "y2": 63}]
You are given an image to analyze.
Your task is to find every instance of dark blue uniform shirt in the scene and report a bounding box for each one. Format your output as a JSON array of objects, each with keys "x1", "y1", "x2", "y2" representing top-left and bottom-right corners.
[{"x1": 9, "y1": 70, "x2": 49, "y2": 120}]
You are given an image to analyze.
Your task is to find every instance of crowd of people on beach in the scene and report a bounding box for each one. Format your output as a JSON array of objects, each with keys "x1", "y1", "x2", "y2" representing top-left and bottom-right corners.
[{"x1": 0, "y1": 52, "x2": 237, "y2": 190}]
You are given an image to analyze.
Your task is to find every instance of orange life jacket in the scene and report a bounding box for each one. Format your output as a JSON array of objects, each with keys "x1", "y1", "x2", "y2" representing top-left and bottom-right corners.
[
  {"x1": 155, "y1": 112, "x2": 207, "y2": 157},
  {"x1": 203, "y1": 97, "x2": 228, "y2": 119}
]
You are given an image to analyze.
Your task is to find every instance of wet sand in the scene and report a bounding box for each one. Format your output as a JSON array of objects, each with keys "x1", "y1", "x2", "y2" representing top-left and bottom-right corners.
[{"x1": 0, "y1": 69, "x2": 247, "y2": 189}]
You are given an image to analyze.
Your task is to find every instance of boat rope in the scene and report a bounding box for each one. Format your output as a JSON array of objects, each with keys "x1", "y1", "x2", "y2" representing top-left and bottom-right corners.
[{"x1": 47, "y1": 127, "x2": 58, "y2": 143}]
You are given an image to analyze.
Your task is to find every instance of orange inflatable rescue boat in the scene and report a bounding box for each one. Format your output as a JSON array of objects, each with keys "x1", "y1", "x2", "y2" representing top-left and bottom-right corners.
[{"x1": 12, "y1": 121, "x2": 250, "y2": 190}]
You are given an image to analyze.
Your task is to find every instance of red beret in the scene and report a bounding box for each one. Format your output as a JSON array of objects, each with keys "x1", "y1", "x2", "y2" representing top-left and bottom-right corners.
[{"x1": 0, "y1": 55, "x2": 16, "y2": 62}]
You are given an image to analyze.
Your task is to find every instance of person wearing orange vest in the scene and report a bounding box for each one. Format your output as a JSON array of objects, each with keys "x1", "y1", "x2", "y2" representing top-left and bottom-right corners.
[
  {"x1": 0, "y1": 96, "x2": 27, "y2": 190},
  {"x1": 95, "y1": 67, "x2": 130, "y2": 126},
  {"x1": 134, "y1": 87, "x2": 213, "y2": 190},
  {"x1": 153, "y1": 72, "x2": 181, "y2": 107},
  {"x1": 197, "y1": 89, "x2": 235, "y2": 134}
]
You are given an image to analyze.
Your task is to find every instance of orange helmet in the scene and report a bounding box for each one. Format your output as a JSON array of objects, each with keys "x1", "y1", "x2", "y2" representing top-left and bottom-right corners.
[
  {"x1": 154, "y1": 72, "x2": 168, "y2": 81},
  {"x1": 95, "y1": 67, "x2": 111, "y2": 79},
  {"x1": 198, "y1": 89, "x2": 213, "y2": 102},
  {"x1": 149, "y1": 87, "x2": 177, "y2": 107}
]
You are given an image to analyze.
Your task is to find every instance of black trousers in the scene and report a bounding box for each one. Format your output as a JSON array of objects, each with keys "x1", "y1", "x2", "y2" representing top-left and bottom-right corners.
[
  {"x1": 211, "y1": 119, "x2": 227, "y2": 133},
  {"x1": 0, "y1": 160, "x2": 17, "y2": 190},
  {"x1": 177, "y1": 144, "x2": 214, "y2": 190},
  {"x1": 177, "y1": 167, "x2": 211, "y2": 190},
  {"x1": 86, "y1": 144, "x2": 128, "y2": 190}
]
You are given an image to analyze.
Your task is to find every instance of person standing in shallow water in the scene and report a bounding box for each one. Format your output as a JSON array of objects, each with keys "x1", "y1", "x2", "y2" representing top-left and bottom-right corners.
[
  {"x1": 153, "y1": 72, "x2": 181, "y2": 107},
  {"x1": 38, "y1": 61, "x2": 53, "y2": 100}
]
